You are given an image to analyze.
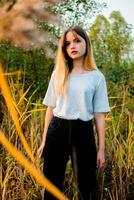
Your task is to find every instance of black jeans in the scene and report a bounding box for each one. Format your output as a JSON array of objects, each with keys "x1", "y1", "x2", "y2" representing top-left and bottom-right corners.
[{"x1": 43, "y1": 116, "x2": 98, "y2": 200}]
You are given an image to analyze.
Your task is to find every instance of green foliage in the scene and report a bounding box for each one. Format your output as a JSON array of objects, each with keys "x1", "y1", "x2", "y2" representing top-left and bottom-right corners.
[
  {"x1": 0, "y1": 42, "x2": 55, "y2": 100},
  {"x1": 107, "y1": 61, "x2": 134, "y2": 84},
  {"x1": 90, "y1": 11, "x2": 133, "y2": 69},
  {"x1": 90, "y1": 11, "x2": 134, "y2": 99}
]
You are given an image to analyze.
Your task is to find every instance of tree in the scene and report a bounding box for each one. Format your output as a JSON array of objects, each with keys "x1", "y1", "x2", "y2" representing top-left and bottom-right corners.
[
  {"x1": 90, "y1": 11, "x2": 133, "y2": 71},
  {"x1": 90, "y1": 14, "x2": 111, "y2": 69},
  {"x1": 53, "y1": 0, "x2": 106, "y2": 29}
]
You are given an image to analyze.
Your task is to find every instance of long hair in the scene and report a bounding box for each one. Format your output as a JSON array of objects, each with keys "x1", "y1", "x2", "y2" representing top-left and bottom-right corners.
[{"x1": 54, "y1": 26, "x2": 97, "y2": 96}]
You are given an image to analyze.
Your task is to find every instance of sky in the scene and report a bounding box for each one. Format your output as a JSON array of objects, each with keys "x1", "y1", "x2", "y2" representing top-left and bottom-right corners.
[{"x1": 99, "y1": 0, "x2": 134, "y2": 36}]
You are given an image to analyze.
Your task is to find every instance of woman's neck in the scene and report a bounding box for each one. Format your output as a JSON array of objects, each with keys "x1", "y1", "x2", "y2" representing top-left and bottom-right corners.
[{"x1": 72, "y1": 59, "x2": 85, "y2": 73}]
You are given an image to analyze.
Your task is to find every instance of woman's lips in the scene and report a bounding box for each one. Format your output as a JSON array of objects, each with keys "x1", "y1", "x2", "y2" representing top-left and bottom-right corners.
[{"x1": 71, "y1": 50, "x2": 78, "y2": 55}]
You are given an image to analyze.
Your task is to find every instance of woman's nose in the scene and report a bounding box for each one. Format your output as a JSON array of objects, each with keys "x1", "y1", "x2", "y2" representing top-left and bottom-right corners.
[{"x1": 70, "y1": 42, "x2": 75, "y2": 49}]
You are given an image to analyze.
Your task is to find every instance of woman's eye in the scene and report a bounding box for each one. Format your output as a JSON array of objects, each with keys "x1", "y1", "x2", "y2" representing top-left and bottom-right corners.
[
  {"x1": 65, "y1": 42, "x2": 70, "y2": 46},
  {"x1": 75, "y1": 38, "x2": 81, "y2": 43}
]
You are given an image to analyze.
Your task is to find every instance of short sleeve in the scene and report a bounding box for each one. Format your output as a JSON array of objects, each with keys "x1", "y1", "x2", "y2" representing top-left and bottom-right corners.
[
  {"x1": 93, "y1": 75, "x2": 110, "y2": 113},
  {"x1": 42, "y1": 72, "x2": 56, "y2": 107}
]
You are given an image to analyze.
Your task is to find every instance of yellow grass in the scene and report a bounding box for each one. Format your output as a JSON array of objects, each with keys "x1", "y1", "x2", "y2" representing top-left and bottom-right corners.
[
  {"x1": 0, "y1": 131, "x2": 68, "y2": 200},
  {"x1": 0, "y1": 63, "x2": 133, "y2": 199},
  {"x1": 0, "y1": 64, "x2": 68, "y2": 200},
  {"x1": 0, "y1": 64, "x2": 34, "y2": 162}
]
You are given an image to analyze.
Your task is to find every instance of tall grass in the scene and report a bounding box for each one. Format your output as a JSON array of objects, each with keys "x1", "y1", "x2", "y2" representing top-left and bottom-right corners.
[
  {"x1": 0, "y1": 64, "x2": 68, "y2": 200},
  {"x1": 0, "y1": 64, "x2": 133, "y2": 199},
  {"x1": 103, "y1": 85, "x2": 134, "y2": 200}
]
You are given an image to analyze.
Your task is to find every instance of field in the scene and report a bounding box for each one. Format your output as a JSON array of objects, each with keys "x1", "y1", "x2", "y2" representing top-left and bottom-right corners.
[{"x1": 0, "y1": 64, "x2": 133, "y2": 200}]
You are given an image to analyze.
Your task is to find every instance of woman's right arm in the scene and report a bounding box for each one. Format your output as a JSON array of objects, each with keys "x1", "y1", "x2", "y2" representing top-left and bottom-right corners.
[{"x1": 37, "y1": 106, "x2": 54, "y2": 158}]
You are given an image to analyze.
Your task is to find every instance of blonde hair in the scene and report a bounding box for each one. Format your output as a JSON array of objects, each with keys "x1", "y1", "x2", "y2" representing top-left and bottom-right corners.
[{"x1": 54, "y1": 26, "x2": 97, "y2": 96}]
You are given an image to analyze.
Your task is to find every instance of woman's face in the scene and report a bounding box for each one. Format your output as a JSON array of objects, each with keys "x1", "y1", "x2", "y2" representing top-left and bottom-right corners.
[{"x1": 65, "y1": 31, "x2": 86, "y2": 60}]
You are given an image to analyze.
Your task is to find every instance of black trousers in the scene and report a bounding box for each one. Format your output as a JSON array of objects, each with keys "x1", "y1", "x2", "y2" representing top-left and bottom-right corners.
[{"x1": 43, "y1": 116, "x2": 98, "y2": 200}]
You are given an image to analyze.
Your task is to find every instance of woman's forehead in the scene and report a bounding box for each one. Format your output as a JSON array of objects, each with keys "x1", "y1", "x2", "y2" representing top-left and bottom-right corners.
[{"x1": 65, "y1": 31, "x2": 81, "y2": 41}]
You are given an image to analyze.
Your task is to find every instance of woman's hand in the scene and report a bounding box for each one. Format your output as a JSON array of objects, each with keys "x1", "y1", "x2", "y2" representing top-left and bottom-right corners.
[
  {"x1": 97, "y1": 149, "x2": 105, "y2": 170},
  {"x1": 37, "y1": 143, "x2": 45, "y2": 158},
  {"x1": 36, "y1": 106, "x2": 54, "y2": 159}
]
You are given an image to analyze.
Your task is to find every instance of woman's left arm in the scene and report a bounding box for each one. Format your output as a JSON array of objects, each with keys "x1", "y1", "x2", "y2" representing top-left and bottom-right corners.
[{"x1": 94, "y1": 112, "x2": 106, "y2": 170}]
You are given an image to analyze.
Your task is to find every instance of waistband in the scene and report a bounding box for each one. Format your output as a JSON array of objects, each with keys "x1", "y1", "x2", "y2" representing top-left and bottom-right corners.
[{"x1": 53, "y1": 115, "x2": 93, "y2": 125}]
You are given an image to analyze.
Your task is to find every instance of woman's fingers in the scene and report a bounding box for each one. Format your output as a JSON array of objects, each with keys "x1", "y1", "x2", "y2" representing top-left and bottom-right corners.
[
  {"x1": 97, "y1": 150, "x2": 105, "y2": 170},
  {"x1": 37, "y1": 146, "x2": 43, "y2": 158},
  {"x1": 97, "y1": 158, "x2": 105, "y2": 170}
]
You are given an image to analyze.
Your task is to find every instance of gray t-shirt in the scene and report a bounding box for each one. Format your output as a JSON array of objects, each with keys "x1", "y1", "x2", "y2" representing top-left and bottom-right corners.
[{"x1": 43, "y1": 69, "x2": 110, "y2": 121}]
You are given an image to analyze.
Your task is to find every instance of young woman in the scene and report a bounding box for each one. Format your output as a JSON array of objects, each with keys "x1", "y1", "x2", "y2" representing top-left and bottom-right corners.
[{"x1": 37, "y1": 26, "x2": 110, "y2": 200}]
